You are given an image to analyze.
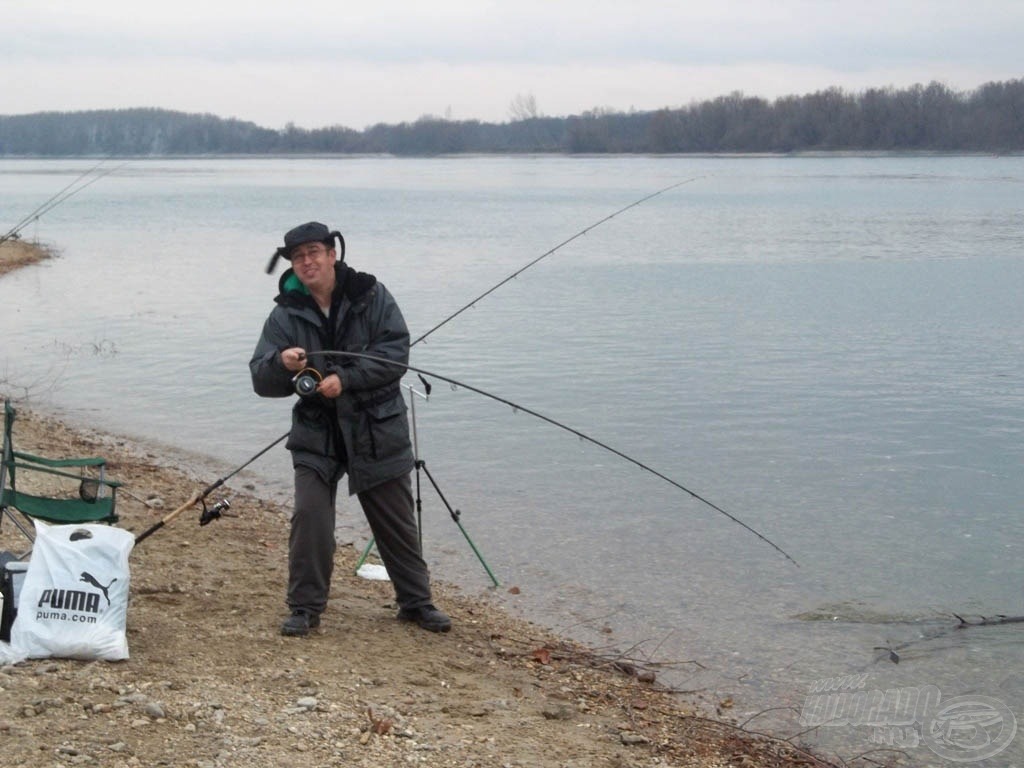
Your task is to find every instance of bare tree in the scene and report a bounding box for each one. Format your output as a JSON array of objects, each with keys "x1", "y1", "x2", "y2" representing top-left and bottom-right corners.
[{"x1": 508, "y1": 92, "x2": 540, "y2": 122}]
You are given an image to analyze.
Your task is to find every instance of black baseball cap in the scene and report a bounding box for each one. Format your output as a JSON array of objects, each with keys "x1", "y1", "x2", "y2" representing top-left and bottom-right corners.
[
  {"x1": 283, "y1": 221, "x2": 333, "y2": 257},
  {"x1": 266, "y1": 222, "x2": 345, "y2": 274}
]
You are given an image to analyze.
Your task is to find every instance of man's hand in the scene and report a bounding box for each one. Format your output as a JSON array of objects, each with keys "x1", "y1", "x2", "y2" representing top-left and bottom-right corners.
[
  {"x1": 317, "y1": 373, "x2": 343, "y2": 399},
  {"x1": 281, "y1": 347, "x2": 307, "y2": 372}
]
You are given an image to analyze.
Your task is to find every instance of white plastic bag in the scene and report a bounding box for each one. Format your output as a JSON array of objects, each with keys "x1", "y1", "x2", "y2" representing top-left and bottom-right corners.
[
  {"x1": 10, "y1": 520, "x2": 134, "y2": 661},
  {"x1": 0, "y1": 639, "x2": 27, "y2": 664}
]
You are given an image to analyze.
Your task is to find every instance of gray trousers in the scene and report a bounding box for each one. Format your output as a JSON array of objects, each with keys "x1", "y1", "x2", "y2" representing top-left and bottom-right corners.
[{"x1": 288, "y1": 466, "x2": 432, "y2": 615}]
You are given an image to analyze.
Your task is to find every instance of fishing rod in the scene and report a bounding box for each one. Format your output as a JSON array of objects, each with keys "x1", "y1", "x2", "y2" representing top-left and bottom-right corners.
[
  {"x1": 1, "y1": 160, "x2": 108, "y2": 244},
  {"x1": 134, "y1": 431, "x2": 289, "y2": 544},
  {"x1": 410, "y1": 176, "x2": 704, "y2": 347},
  {"x1": 0, "y1": 161, "x2": 125, "y2": 245},
  {"x1": 298, "y1": 349, "x2": 798, "y2": 567},
  {"x1": 2, "y1": 160, "x2": 114, "y2": 241}
]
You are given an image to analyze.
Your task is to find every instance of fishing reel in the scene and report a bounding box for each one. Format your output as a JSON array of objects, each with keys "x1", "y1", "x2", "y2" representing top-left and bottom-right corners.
[
  {"x1": 199, "y1": 498, "x2": 230, "y2": 526},
  {"x1": 291, "y1": 367, "x2": 323, "y2": 398}
]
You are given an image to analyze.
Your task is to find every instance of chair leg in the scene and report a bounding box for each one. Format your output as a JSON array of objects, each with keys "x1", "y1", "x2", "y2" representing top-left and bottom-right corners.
[
  {"x1": 1, "y1": 435, "x2": 35, "y2": 559},
  {"x1": 0, "y1": 506, "x2": 35, "y2": 560}
]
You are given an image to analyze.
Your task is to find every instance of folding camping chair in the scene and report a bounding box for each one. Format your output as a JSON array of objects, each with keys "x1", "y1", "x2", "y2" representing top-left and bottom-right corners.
[{"x1": 0, "y1": 399, "x2": 120, "y2": 559}]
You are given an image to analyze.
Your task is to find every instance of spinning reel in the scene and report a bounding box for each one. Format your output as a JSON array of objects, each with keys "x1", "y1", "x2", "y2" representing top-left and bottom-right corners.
[
  {"x1": 199, "y1": 498, "x2": 231, "y2": 526},
  {"x1": 291, "y1": 367, "x2": 323, "y2": 398}
]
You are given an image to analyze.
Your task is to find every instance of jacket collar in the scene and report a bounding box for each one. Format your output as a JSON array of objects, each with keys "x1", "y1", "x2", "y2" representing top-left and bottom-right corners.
[{"x1": 275, "y1": 262, "x2": 377, "y2": 309}]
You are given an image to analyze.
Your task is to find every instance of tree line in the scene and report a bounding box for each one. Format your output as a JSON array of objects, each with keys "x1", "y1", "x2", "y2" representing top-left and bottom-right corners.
[{"x1": 1, "y1": 79, "x2": 1021, "y2": 156}]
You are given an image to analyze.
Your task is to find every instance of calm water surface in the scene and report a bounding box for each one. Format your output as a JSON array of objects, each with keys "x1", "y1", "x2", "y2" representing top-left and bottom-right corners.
[{"x1": 2, "y1": 155, "x2": 1023, "y2": 764}]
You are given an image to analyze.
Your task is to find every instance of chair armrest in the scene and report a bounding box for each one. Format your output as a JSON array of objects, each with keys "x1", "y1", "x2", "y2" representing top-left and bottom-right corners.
[
  {"x1": 11, "y1": 450, "x2": 107, "y2": 468},
  {"x1": 8, "y1": 460, "x2": 121, "y2": 488}
]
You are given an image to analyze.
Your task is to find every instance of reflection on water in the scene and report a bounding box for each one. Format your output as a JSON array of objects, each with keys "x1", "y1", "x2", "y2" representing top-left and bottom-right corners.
[{"x1": 2, "y1": 155, "x2": 1024, "y2": 764}]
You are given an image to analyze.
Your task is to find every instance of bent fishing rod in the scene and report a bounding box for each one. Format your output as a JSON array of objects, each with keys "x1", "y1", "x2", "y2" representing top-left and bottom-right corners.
[
  {"x1": 410, "y1": 176, "x2": 704, "y2": 347},
  {"x1": 300, "y1": 349, "x2": 798, "y2": 567}
]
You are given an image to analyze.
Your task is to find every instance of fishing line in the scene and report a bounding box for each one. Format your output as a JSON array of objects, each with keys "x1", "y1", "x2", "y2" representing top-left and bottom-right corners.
[
  {"x1": 303, "y1": 349, "x2": 798, "y2": 566},
  {"x1": 410, "y1": 176, "x2": 704, "y2": 347}
]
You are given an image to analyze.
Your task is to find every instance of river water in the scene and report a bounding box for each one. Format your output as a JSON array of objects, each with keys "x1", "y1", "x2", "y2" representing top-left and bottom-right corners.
[{"x1": 2, "y1": 155, "x2": 1023, "y2": 764}]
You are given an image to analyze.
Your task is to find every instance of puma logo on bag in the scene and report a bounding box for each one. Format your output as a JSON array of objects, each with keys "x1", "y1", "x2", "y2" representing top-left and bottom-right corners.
[{"x1": 80, "y1": 572, "x2": 117, "y2": 606}]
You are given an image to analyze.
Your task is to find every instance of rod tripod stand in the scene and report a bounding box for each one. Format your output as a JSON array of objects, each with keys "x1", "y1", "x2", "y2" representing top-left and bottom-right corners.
[{"x1": 354, "y1": 384, "x2": 499, "y2": 587}]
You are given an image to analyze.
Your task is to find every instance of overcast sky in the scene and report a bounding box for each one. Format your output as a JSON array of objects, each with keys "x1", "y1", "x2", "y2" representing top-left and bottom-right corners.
[{"x1": 3, "y1": 1, "x2": 1021, "y2": 130}]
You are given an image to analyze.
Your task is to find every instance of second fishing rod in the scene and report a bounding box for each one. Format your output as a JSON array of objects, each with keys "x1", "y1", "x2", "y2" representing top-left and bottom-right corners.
[{"x1": 0, "y1": 161, "x2": 125, "y2": 246}]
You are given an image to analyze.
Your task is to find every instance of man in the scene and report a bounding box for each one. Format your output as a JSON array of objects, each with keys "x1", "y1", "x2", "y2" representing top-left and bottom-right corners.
[{"x1": 250, "y1": 221, "x2": 451, "y2": 636}]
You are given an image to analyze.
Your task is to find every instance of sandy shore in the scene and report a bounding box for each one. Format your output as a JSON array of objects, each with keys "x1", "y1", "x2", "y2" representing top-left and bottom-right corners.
[{"x1": 1, "y1": 247, "x2": 840, "y2": 767}]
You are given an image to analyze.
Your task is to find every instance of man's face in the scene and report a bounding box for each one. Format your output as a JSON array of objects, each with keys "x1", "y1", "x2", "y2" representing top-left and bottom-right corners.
[{"x1": 289, "y1": 242, "x2": 335, "y2": 293}]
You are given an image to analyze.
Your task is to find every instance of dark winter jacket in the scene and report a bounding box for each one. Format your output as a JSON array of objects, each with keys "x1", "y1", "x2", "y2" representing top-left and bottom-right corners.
[{"x1": 249, "y1": 261, "x2": 414, "y2": 494}]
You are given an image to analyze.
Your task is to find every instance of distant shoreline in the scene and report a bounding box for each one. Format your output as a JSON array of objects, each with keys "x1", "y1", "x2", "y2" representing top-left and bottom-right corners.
[{"x1": 0, "y1": 149, "x2": 1018, "y2": 161}]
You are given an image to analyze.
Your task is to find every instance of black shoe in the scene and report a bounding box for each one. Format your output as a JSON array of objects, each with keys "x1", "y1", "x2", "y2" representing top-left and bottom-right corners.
[
  {"x1": 281, "y1": 610, "x2": 321, "y2": 637},
  {"x1": 397, "y1": 604, "x2": 452, "y2": 633}
]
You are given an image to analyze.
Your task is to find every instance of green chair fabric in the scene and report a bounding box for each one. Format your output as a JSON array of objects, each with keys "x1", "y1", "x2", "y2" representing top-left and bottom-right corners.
[{"x1": 1, "y1": 400, "x2": 120, "y2": 535}]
